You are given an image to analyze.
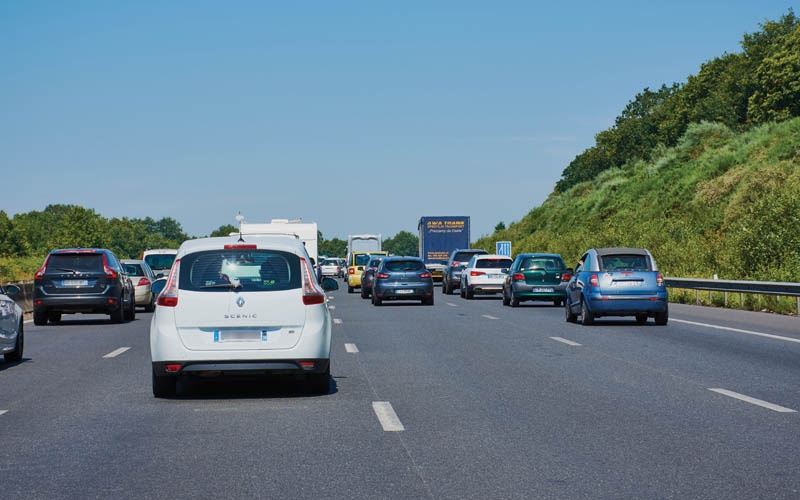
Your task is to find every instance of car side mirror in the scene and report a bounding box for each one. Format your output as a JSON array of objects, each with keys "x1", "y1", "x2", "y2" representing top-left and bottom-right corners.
[
  {"x1": 320, "y1": 277, "x2": 339, "y2": 291},
  {"x1": 5, "y1": 284, "x2": 20, "y2": 297}
]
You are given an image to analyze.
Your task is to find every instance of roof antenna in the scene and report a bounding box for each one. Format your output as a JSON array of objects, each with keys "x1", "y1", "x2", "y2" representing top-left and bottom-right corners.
[{"x1": 235, "y1": 212, "x2": 245, "y2": 242}]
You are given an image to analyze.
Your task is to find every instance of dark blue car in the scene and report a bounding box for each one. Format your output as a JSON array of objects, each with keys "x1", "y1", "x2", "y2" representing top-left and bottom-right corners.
[{"x1": 565, "y1": 248, "x2": 668, "y2": 325}]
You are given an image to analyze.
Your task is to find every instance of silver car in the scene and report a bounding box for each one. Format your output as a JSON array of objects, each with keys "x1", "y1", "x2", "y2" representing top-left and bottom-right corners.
[
  {"x1": 0, "y1": 284, "x2": 24, "y2": 363},
  {"x1": 122, "y1": 259, "x2": 157, "y2": 312}
]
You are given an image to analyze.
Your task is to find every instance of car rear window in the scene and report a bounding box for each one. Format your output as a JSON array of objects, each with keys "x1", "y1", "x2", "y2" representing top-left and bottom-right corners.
[
  {"x1": 520, "y1": 257, "x2": 565, "y2": 271},
  {"x1": 599, "y1": 254, "x2": 651, "y2": 271},
  {"x1": 476, "y1": 258, "x2": 512, "y2": 269},
  {"x1": 47, "y1": 254, "x2": 103, "y2": 273},
  {"x1": 384, "y1": 260, "x2": 425, "y2": 272},
  {"x1": 354, "y1": 254, "x2": 372, "y2": 266},
  {"x1": 144, "y1": 254, "x2": 176, "y2": 270},
  {"x1": 453, "y1": 251, "x2": 484, "y2": 263},
  {"x1": 179, "y1": 249, "x2": 301, "y2": 292}
]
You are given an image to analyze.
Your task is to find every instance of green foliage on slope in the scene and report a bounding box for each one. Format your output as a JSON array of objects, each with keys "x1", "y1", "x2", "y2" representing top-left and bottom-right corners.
[{"x1": 476, "y1": 118, "x2": 800, "y2": 284}]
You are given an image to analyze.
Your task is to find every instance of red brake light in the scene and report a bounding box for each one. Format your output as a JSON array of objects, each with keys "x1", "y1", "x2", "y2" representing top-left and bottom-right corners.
[
  {"x1": 300, "y1": 257, "x2": 325, "y2": 305},
  {"x1": 419, "y1": 272, "x2": 432, "y2": 279},
  {"x1": 34, "y1": 255, "x2": 50, "y2": 280},
  {"x1": 157, "y1": 260, "x2": 180, "y2": 307},
  {"x1": 224, "y1": 244, "x2": 257, "y2": 249},
  {"x1": 513, "y1": 272, "x2": 525, "y2": 281},
  {"x1": 470, "y1": 271, "x2": 486, "y2": 277},
  {"x1": 561, "y1": 272, "x2": 571, "y2": 282},
  {"x1": 590, "y1": 274, "x2": 599, "y2": 287},
  {"x1": 377, "y1": 272, "x2": 390, "y2": 279},
  {"x1": 348, "y1": 268, "x2": 355, "y2": 275},
  {"x1": 137, "y1": 277, "x2": 151, "y2": 287},
  {"x1": 657, "y1": 273, "x2": 664, "y2": 286},
  {"x1": 102, "y1": 254, "x2": 118, "y2": 278}
]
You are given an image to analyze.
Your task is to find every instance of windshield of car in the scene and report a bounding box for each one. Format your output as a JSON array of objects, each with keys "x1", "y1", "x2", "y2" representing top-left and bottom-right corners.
[
  {"x1": 520, "y1": 257, "x2": 565, "y2": 271},
  {"x1": 384, "y1": 260, "x2": 425, "y2": 272},
  {"x1": 354, "y1": 254, "x2": 372, "y2": 266},
  {"x1": 47, "y1": 254, "x2": 103, "y2": 273},
  {"x1": 453, "y1": 251, "x2": 483, "y2": 263},
  {"x1": 179, "y1": 249, "x2": 301, "y2": 292},
  {"x1": 599, "y1": 254, "x2": 651, "y2": 271}
]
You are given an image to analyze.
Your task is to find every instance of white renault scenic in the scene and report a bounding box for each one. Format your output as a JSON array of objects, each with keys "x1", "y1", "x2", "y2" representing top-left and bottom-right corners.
[{"x1": 149, "y1": 235, "x2": 339, "y2": 397}]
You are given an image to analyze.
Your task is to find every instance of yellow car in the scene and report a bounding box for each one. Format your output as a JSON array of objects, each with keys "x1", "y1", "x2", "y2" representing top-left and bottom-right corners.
[{"x1": 347, "y1": 251, "x2": 388, "y2": 293}]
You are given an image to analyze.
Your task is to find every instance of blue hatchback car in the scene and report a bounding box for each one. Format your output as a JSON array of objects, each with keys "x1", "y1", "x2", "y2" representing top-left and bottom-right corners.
[
  {"x1": 372, "y1": 256, "x2": 434, "y2": 306},
  {"x1": 565, "y1": 248, "x2": 668, "y2": 325}
]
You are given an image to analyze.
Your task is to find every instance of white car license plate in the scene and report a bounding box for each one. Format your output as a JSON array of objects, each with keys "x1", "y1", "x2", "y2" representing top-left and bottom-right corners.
[
  {"x1": 62, "y1": 279, "x2": 89, "y2": 287},
  {"x1": 489, "y1": 274, "x2": 504, "y2": 279},
  {"x1": 533, "y1": 287, "x2": 554, "y2": 293},
  {"x1": 614, "y1": 281, "x2": 643, "y2": 287},
  {"x1": 396, "y1": 289, "x2": 414, "y2": 294},
  {"x1": 214, "y1": 330, "x2": 268, "y2": 342}
]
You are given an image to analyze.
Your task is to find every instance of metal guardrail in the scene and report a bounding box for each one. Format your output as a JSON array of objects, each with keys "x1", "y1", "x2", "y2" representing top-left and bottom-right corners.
[{"x1": 664, "y1": 277, "x2": 800, "y2": 314}]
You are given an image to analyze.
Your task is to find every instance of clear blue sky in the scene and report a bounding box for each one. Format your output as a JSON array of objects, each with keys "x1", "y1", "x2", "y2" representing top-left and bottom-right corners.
[{"x1": 2, "y1": 1, "x2": 795, "y2": 241}]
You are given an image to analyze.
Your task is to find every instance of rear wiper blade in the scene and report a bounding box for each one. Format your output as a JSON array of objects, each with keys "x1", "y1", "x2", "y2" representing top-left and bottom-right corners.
[
  {"x1": 200, "y1": 278, "x2": 242, "y2": 290},
  {"x1": 54, "y1": 268, "x2": 79, "y2": 273}
]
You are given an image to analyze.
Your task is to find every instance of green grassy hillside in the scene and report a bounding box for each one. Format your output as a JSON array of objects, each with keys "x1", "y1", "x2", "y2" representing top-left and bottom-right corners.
[{"x1": 476, "y1": 118, "x2": 800, "y2": 287}]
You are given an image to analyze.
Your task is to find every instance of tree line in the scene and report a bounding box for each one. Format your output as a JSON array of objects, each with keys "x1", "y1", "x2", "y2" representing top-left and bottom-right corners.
[{"x1": 556, "y1": 10, "x2": 800, "y2": 193}]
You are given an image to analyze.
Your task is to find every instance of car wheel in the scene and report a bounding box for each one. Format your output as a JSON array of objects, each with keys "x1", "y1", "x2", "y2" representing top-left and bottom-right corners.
[
  {"x1": 152, "y1": 368, "x2": 177, "y2": 398},
  {"x1": 423, "y1": 296, "x2": 434, "y2": 306},
  {"x1": 565, "y1": 300, "x2": 578, "y2": 323},
  {"x1": 33, "y1": 309, "x2": 48, "y2": 326},
  {"x1": 465, "y1": 285, "x2": 474, "y2": 299},
  {"x1": 308, "y1": 366, "x2": 330, "y2": 395},
  {"x1": 654, "y1": 306, "x2": 668, "y2": 326},
  {"x1": 110, "y1": 305, "x2": 124, "y2": 324},
  {"x1": 553, "y1": 299, "x2": 562, "y2": 307},
  {"x1": 635, "y1": 313, "x2": 648, "y2": 324},
  {"x1": 124, "y1": 297, "x2": 136, "y2": 321},
  {"x1": 502, "y1": 289, "x2": 510, "y2": 306},
  {"x1": 48, "y1": 311, "x2": 62, "y2": 323},
  {"x1": 347, "y1": 285, "x2": 354, "y2": 293},
  {"x1": 145, "y1": 295, "x2": 156, "y2": 312},
  {"x1": 446, "y1": 280, "x2": 454, "y2": 295},
  {"x1": 4, "y1": 321, "x2": 23, "y2": 363},
  {"x1": 580, "y1": 297, "x2": 594, "y2": 325},
  {"x1": 372, "y1": 294, "x2": 382, "y2": 306}
]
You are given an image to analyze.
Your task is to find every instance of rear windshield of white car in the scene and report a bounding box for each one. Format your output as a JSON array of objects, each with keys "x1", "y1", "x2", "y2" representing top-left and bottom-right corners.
[
  {"x1": 599, "y1": 254, "x2": 651, "y2": 271},
  {"x1": 520, "y1": 257, "x2": 565, "y2": 271},
  {"x1": 475, "y1": 258, "x2": 512, "y2": 269},
  {"x1": 179, "y1": 249, "x2": 301, "y2": 292},
  {"x1": 144, "y1": 254, "x2": 176, "y2": 270}
]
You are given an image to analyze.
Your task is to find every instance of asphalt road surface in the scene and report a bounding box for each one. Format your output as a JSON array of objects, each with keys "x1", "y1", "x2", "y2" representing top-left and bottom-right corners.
[{"x1": 2, "y1": 286, "x2": 799, "y2": 499}]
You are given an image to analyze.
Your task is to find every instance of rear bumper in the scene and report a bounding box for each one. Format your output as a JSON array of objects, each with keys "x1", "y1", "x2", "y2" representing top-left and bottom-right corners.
[
  {"x1": 374, "y1": 283, "x2": 434, "y2": 300},
  {"x1": 511, "y1": 282, "x2": 567, "y2": 300},
  {"x1": 153, "y1": 359, "x2": 330, "y2": 376},
  {"x1": 33, "y1": 295, "x2": 122, "y2": 314},
  {"x1": 586, "y1": 295, "x2": 668, "y2": 316}
]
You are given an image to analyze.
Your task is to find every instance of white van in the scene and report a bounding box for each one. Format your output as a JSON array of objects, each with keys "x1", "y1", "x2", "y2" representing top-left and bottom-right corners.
[{"x1": 141, "y1": 248, "x2": 178, "y2": 278}]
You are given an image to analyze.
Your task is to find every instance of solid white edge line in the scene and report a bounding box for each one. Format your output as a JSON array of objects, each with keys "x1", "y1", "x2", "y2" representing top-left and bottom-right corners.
[
  {"x1": 333, "y1": 318, "x2": 342, "y2": 325},
  {"x1": 709, "y1": 388, "x2": 797, "y2": 413},
  {"x1": 102, "y1": 347, "x2": 131, "y2": 359},
  {"x1": 345, "y1": 343, "x2": 359, "y2": 353},
  {"x1": 0, "y1": 410, "x2": 7, "y2": 416},
  {"x1": 372, "y1": 402, "x2": 405, "y2": 431},
  {"x1": 672, "y1": 319, "x2": 800, "y2": 344},
  {"x1": 482, "y1": 315, "x2": 499, "y2": 320},
  {"x1": 550, "y1": 337, "x2": 582, "y2": 347}
]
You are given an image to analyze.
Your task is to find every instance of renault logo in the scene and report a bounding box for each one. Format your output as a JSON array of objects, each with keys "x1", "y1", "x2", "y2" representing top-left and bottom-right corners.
[{"x1": 236, "y1": 297, "x2": 245, "y2": 308}]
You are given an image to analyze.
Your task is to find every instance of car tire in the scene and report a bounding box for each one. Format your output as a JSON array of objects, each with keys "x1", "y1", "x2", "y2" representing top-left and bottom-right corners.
[
  {"x1": 510, "y1": 296, "x2": 519, "y2": 307},
  {"x1": 152, "y1": 368, "x2": 177, "y2": 398},
  {"x1": 565, "y1": 300, "x2": 578, "y2": 323},
  {"x1": 4, "y1": 321, "x2": 23, "y2": 363},
  {"x1": 33, "y1": 309, "x2": 48, "y2": 326},
  {"x1": 635, "y1": 313, "x2": 648, "y2": 324},
  {"x1": 372, "y1": 294, "x2": 382, "y2": 306},
  {"x1": 580, "y1": 297, "x2": 594, "y2": 325},
  {"x1": 110, "y1": 304, "x2": 124, "y2": 324},
  {"x1": 502, "y1": 289, "x2": 510, "y2": 306},
  {"x1": 654, "y1": 306, "x2": 668, "y2": 326},
  {"x1": 308, "y1": 367, "x2": 330, "y2": 395},
  {"x1": 465, "y1": 285, "x2": 474, "y2": 299},
  {"x1": 423, "y1": 296, "x2": 434, "y2": 306},
  {"x1": 124, "y1": 297, "x2": 136, "y2": 321},
  {"x1": 145, "y1": 295, "x2": 156, "y2": 313},
  {"x1": 553, "y1": 299, "x2": 562, "y2": 307},
  {"x1": 48, "y1": 311, "x2": 62, "y2": 323},
  {"x1": 348, "y1": 285, "x2": 355, "y2": 293}
]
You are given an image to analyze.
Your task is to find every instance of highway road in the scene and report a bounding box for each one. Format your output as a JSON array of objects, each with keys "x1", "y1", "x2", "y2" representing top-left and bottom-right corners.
[{"x1": 1, "y1": 285, "x2": 799, "y2": 499}]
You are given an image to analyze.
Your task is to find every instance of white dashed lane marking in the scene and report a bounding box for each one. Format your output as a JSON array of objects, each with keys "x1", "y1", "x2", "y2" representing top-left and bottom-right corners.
[
  {"x1": 0, "y1": 410, "x2": 8, "y2": 416},
  {"x1": 372, "y1": 402, "x2": 405, "y2": 432},
  {"x1": 103, "y1": 347, "x2": 131, "y2": 359},
  {"x1": 550, "y1": 337, "x2": 582, "y2": 347},
  {"x1": 333, "y1": 318, "x2": 343, "y2": 325},
  {"x1": 345, "y1": 343, "x2": 359, "y2": 353},
  {"x1": 482, "y1": 315, "x2": 499, "y2": 320},
  {"x1": 709, "y1": 388, "x2": 796, "y2": 413}
]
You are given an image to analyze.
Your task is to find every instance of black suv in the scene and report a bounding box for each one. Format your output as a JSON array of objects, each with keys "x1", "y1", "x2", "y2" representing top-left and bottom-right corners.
[
  {"x1": 441, "y1": 248, "x2": 488, "y2": 295},
  {"x1": 33, "y1": 248, "x2": 135, "y2": 325}
]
